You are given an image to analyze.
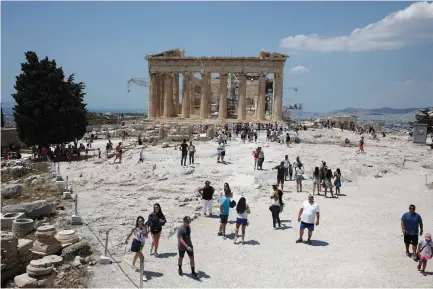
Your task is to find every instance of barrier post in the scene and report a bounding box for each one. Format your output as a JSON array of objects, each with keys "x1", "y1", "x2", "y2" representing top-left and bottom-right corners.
[
  {"x1": 74, "y1": 196, "x2": 78, "y2": 215},
  {"x1": 57, "y1": 163, "x2": 61, "y2": 176},
  {"x1": 105, "y1": 230, "x2": 110, "y2": 257},
  {"x1": 139, "y1": 258, "x2": 144, "y2": 288}
]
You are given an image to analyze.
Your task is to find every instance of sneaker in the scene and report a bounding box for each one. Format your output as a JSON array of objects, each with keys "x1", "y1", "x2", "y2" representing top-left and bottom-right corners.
[
  {"x1": 307, "y1": 240, "x2": 312, "y2": 245},
  {"x1": 217, "y1": 232, "x2": 223, "y2": 236},
  {"x1": 178, "y1": 268, "x2": 183, "y2": 276},
  {"x1": 191, "y1": 272, "x2": 199, "y2": 279},
  {"x1": 406, "y1": 251, "x2": 411, "y2": 257},
  {"x1": 154, "y1": 252, "x2": 158, "y2": 257},
  {"x1": 295, "y1": 238, "x2": 303, "y2": 243},
  {"x1": 417, "y1": 264, "x2": 421, "y2": 271},
  {"x1": 272, "y1": 227, "x2": 276, "y2": 230},
  {"x1": 223, "y1": 234, "x2": 226, "y2": 239}
]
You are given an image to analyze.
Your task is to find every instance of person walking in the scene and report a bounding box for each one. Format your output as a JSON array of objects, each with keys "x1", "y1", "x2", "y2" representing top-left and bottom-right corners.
[
  {"x1": 417, "y1": 233, "x2": 432, "y2": 276},
  {"x1": 295, "y1": 162, "x2": 305, "y2": 192},
  {"x1": 401, "y1": 204, "x2": 423, "y2": 260},
  {"x1": 234, "y1": 197, "x2": 250, "y2": 244},
  {"x1": 252, "y1": 148, "x2": 259, "y2": 170},
  {"x1": 197, "y1": 181, "x2": 215, "y2": 216},
  {"x1": 333, "y1": 168, "x2": 342, "y2": 196},
  {"x1": 188, "y1": 141, "x2": 196, "y2": 165},
  {"x1": 312, "y1": 167, "x2": 320, "y2": 195},
  {"x1": 218, "y1": 190, "x2": 231, "y2": 238},
  {"x1": 146, "y1": 203, "x2": 167, "y2": 257},
  {"x1": 257, "y1": 147, "x2": 265, "y2": 170},
  {"x1": 324, "y1": 169, "x2": 334, "y2": 198},
  {"x1": 177, "y1": 216, "x2": 198, "y2": 278},
  {"x1": 217, "y1": 141, "x2": 226, "y2": 163},
  {"x1": 180, "y1": 139, "x2": 189, "y2": 166},
  {"x1": 269, "y1": 185, "x2": 284, "y2": 229},
  {"x1": 138, "y1": 148, "x2": 145, "y2": 163},
  {"x1": 125, "y1": 216, "x2": 148, "y2": 272},
  {"x1": 282, "y1": 155, "x2": 290, "y2": 181},
  {"x1": 296, "y1": 194, "x2": 320, "y2": 245},
  {"x1": 272, "y1": 161, "x2": 286, "y2": 191}
]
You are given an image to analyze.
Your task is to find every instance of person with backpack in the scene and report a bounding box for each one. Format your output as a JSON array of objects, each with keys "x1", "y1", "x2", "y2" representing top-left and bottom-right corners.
[
  {"x1": 272, "y1": 161, "x2": 286, "y2": 191},
  {"x1": 417, "y1": 233, "x2": 432, "y2": 276},
  {"x1": 146, "y1": 203, "x2": 167, "y2": 257}
]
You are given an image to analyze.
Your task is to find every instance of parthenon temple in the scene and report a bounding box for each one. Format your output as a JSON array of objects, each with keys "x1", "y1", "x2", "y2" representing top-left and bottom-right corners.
[{"x1": 145, "y1": 49, "x2": 288, "y2": 122}]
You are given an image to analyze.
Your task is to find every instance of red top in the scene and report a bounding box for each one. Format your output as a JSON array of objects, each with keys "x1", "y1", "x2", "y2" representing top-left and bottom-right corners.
[{"x1": 252, "y1": 151, "x2": 259, "y2": 159}]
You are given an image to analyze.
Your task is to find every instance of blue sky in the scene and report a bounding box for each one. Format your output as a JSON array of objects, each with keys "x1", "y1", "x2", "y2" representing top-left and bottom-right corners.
[{"x1": 1, "y1": 1, "x2": 433, "y2": 112}]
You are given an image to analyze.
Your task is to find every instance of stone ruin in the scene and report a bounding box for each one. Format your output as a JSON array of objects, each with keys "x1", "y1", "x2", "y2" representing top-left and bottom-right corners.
[{"x1": 31, "y1": 225, "x2": 62, "y2": 258}]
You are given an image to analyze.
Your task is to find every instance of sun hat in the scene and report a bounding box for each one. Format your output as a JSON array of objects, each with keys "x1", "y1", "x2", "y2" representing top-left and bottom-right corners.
[{"x1": 425, "y1": 233, "x2": 431, "y2": 240}]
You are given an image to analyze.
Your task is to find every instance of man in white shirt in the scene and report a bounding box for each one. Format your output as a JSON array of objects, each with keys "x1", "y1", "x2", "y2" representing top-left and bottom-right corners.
[
  {"x1": 216, "y1": 142, "x2": 226, "y2": 163},
  {"x1": 296, "y1": 194, "x2": 320, "y2": 245}
]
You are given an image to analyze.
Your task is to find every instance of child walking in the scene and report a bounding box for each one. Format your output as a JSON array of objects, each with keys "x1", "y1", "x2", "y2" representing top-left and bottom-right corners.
[
  {"x1": 125, "y1": 216, "x2": 148, "y2": 272},
  {"x1": 417, "y1": 233, "x2": 432, "y2": 276}
]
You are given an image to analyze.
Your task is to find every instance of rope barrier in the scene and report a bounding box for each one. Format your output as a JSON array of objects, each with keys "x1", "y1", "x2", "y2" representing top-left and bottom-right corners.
[{"x1": 47, "y1": 156, "x2": 140, "y2": 288}]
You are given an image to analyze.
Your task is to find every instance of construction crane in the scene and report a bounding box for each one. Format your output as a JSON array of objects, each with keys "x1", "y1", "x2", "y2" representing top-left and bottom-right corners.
[
  {"x1": 127, "y1": 78, "x2": 149, "y2": 93},
  {"x1": 284, "y1": 87, "x2": 303, "y2": 110}
]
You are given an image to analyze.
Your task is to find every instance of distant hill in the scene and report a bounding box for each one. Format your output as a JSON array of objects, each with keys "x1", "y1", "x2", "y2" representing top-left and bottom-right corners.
[{"x1": 331, "y1": 107, "x2": 431, "y2": 115}]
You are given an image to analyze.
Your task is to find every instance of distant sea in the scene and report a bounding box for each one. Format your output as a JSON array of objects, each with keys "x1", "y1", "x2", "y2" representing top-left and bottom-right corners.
[{"x1": 1, "y1": 102, "x2": 145, "y2": 114}]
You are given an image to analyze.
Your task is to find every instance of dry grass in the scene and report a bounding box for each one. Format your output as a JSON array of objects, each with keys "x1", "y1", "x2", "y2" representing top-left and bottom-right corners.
[
  {"x1": 53, "y1": 264, "x2": 89, "y2": 288},
  {"x1": 1, "y1": 173, "x2": 59, "y2": 206}
]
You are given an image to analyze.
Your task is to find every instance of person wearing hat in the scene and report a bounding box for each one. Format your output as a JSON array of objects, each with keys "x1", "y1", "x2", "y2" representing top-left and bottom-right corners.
[
  {"x1": 417, "y1": 233, "x2": 432, "y2": 276},
  {"x1": 401, "y1": 204, "x2": 423, "y2": 260},
  {"x1": 198, "y1": 181, "x2": 215, "y2": 216},
  {"x1": 177, "y1": 216, "x2": 198, "y2": 278}
]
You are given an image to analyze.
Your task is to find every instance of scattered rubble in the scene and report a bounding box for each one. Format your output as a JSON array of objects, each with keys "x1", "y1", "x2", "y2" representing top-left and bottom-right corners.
[
  {"x1": 1, "y1": 184, "x2": 23, "y2": 199},
  {"x1": 2, "y1": 200, "x2": 53, "y2": 220},
  {"x1": 31, "y1": 225, "x2": 62, "y2": 258}
]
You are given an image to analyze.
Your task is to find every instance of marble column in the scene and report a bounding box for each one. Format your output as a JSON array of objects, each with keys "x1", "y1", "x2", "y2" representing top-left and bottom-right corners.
[
  {"x1": 149, "y1": 73, "x2": 158, "y2": 118},
  {"x1": 172, "y1": 73, "x2": 179, "y2": 117},
  {"x1": 257, "y1": 73, "x2": 266, "y2": 121},
  {"x1": 219, "y1": 73, "x2": 228, "y2": 120},
  {"x1": 148, "y1": 74, "x2": 153, "y2": 118},
  {"x1": 154, "y1": 74, "x2": 161, "y2": 118},
  {"x1": 273, "y1": 72, "x2": 283, "y2": 121},
  {"x1": 159, "y1": 73, "x2": 165, "y2": 117},
  {"x1": 208, "y1": 74, "x2": 212, "y2": 118},
  {"x1": 189, "y1": 75, "x2": 195, "y2": 115},
  {"x1": 237, "y1": 74, "x2": 247, "y2": 121},
  {"x1": 163, "y1": 73, "x2": 173, "y2": 118},
  {"x1": 200, "y1": 72, "x2": 210, "y2": 119},
  {"x1": 182, "y1": 72, "x2": 190, "y2": 118}
]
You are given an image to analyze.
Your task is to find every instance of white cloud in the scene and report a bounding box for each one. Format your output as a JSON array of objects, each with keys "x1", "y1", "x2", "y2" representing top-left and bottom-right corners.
[
  {"x1": 289, "y1": 66, "x2": 309, "y2": 74},
  {"x1": 279, "y1": 2, "x2": 433, "y2": 52}
]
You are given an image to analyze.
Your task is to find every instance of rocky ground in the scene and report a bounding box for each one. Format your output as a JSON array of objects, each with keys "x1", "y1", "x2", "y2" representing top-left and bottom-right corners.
[{"x1": 55, "y1": 127, "x2": 433, "y2": 287}]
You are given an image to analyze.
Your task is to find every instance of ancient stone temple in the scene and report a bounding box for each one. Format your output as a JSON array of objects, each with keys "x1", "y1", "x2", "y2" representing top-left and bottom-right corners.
[{"x1": 145, "y1": 49, "x2": 288, "y2": 122}]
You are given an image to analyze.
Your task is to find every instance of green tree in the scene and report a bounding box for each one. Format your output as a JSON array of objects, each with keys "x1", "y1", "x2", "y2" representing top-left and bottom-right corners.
[
  {"x1": 12, "y1": 51, "x2": 88, "y2": 147},
  {"x1": 1, "y1": 107, "x2": 4, "y2": 128},
  {"x1": 415, "y1": 108, "x2": 433, "y2": 134}
]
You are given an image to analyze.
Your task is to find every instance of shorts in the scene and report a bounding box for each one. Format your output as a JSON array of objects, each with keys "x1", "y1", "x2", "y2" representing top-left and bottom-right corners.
[
  {"x1": 151, "y1": 229, "x2": 162, "y2": 235},
  {"x1": 403, "y1": 234, "x2": 418, "y2": 246},
  {"x1": 360, "y1": 145, "x2": 364, "y2": 151},
  {"x1": 284, "y1": 168, "x2": 289, "y2": 176},
  {"x1": 131, "y1": 238, "x2": 143, "y2": 252},
  {"x1": 313, "y1": 178, "x2": 319, "y2": 184},
  {"x1": 277, "y1": 177, "x2": 284, "y2": 185},
  {"x1": 300, "y1": 221, "x2": 314, "y2": 231},
  {"x1": 221, "y1": 151, "x2": 226, "y2": 157},
  {"x1": 220, "y1": 214, "x2": 229, "y2": 224},
  {"x1": 178, "y1": 247, "x2": 194, "y2": 258},
  {"x1": 420, "y1": 253, "x2": 432, "y2": 261},
  {"x1": 236, "y1": 218, "x2": 248, "y2": 225}
]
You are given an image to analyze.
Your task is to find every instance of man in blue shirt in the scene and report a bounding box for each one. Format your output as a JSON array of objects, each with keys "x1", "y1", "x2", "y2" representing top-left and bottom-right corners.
[
  {"x1": 218, "y1": 191, "x2": 232, "y2": 239},
  {"x1": 401, "y1": 204, "x2": 423, "y2": 260}
]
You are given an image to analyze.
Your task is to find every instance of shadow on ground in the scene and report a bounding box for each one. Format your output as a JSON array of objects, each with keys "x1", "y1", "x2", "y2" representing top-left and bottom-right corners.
[{"x1": 156, "y1": 252, "x2": 177, "y2": 259}]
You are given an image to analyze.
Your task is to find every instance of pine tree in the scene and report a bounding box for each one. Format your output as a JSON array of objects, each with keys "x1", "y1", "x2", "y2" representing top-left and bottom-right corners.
[
  {"x1": 414, "y1": 109, "x2": 433, "y2": 134},
  {"x1": 12, "y1": 51, "x2": 88, "y2": 147}
]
